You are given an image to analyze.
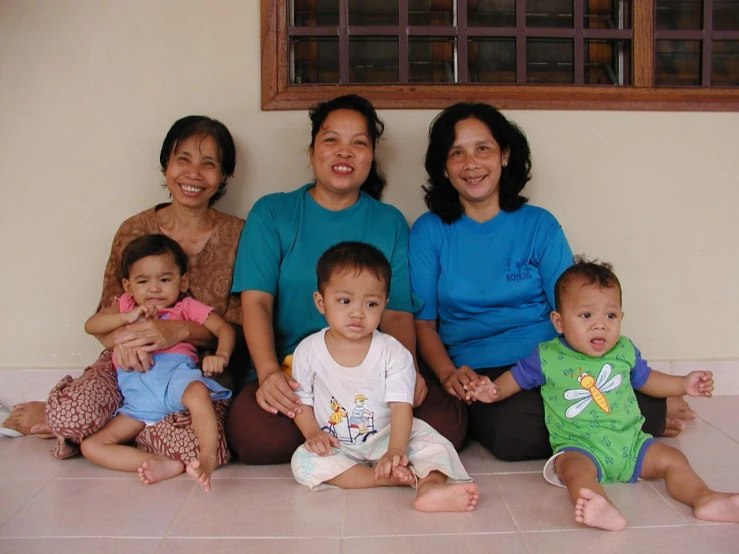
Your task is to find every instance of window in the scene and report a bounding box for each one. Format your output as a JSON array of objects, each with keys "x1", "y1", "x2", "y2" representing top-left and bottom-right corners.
[{"x1": 261, "y1": 0, "x2": 739, "y2": 110}]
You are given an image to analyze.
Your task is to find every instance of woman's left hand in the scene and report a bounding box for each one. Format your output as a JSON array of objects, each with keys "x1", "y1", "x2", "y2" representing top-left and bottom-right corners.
[
  {"x1": 413, "y1": 371, "x2": 428, "y2": 407},
  {"x1": 115, "y1": 319, "x2": 183, "y2": 351}
]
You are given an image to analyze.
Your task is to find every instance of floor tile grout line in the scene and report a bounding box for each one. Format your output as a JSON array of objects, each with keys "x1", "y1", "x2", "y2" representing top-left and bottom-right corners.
[{"x1": 0, "y1": 476, "x2": 55, "y2": 533}]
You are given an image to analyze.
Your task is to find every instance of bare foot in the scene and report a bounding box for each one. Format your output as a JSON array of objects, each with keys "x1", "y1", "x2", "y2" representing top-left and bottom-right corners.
[
  {"x1": 2, "y1": 402, "x2": 53, "y2": 437},
  {"x1": 137, "y1": 458, "x2": 184, "y2": 485},
  {"x1": 413, "y1": 482, "x2": 479, "y2": 513},
  {"x1": 694, "y1": 492, "x2": 739, "y2": 523},
  {"x1": 185, "y1": 456, "x2": 217, "y2": 492},
  {"x1": 666, "y1": 396, "x2": 696, "y2": 421},
  {"x1": 390, "y1": 465, "x2": 416, "y2": 487},
  {"x1": 575, "y1": 488, "x2": 626, "y2": 531}
]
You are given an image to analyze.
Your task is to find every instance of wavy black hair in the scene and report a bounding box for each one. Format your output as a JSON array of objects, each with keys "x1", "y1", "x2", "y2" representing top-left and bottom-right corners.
[
  {"x1": 120, "y1": 234, "x2": 188, "y2": 280},
  {"x1": 423, "y1": 103, "x2": 531, "y2": 223},
  {"x1": 160, "y1": 115, "x2": 236, "y2": 206},
  {"x1": 309, "y1": 94, "x2": 386, "y2": 200},
  {"x1": 554, "y1": 256, "x2": 622, "y2": 311}
]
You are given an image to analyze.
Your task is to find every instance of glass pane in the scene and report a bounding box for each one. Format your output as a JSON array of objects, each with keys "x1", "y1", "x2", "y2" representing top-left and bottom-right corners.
[
  {"x1": 468, "y1": 0, "x2": 515, "y2": 27},
  {"x1": 714, "y1": 0, "x2": 739, "y2": 31},
  {"x1": 292, "y1": 0, "x2": 338, "y2": 26},
  {"x1": 527, "y1": 0, "x2": 574, "y2": 28},
  {"x1": 349, "y1": 37, "x2": 399, "y2": 82},
  {"x1": 409, "y1": 37, "x2": 455, "y2": 83},
  {"x1": 349, "y1": 0, "x2": 398, "y2": 26},
  {"x1": 291, "y1": 37, "x2": 339, "y2": 84},
  {"x1": 527, "y1": 39, "x2": 573, "y2": 83},
  {"x1": 655, "y1": 40, "x2": 702, "y2": 86},
  {"x1": 410, "y1": 0, "x2": 454, "y2": 26},
  {"x1": 584, "y1": 39, "x2": 631, "y2": 85},
  {"x1": 585, "y1": 0, "x2": 632, "y2": 30},
  {"x1": 712, "y1": 41, "x2": 739, "y2": 86},
  {"x1": 468, "y1": 38, "x2": 516, "y2": 83},
  {"x1": 656, "y1": 0, "x2": 703, "y2": 30}
]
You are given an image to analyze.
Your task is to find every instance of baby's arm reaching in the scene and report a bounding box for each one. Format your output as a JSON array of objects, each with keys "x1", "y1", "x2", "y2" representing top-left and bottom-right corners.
[
  {"x1": 84, "y1": 303, "x2": 156, "y2": 336},
  {"x1": 201, "y1": 312, "x2": 236, "y2": 377},
  {"x1": 465, "y1": 370, "x2": 522, "y2": 404},
  {"x1": 294, "y1": 406, "x2": 338, "y2": 456},
  {"x1": 638, "y1": 369, "x2": 714, "y2": 399},
  {"x1": 375, "y1": 402, "x2": 412, "y2": 479}
]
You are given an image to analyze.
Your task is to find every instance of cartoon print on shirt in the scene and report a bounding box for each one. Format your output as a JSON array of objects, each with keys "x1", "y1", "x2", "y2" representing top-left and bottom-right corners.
[
  {"x1": 321, "y1": 394, "x2": 377, "y2": 444},
  {"x1": 564, "y1": 364, "x2": 622, "y2": 419}
]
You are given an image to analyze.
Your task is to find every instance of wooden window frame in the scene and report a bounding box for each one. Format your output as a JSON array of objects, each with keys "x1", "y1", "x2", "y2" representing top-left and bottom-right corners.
[{"x1": 261, "y1": 0, "x2": 739, "y2": 111}]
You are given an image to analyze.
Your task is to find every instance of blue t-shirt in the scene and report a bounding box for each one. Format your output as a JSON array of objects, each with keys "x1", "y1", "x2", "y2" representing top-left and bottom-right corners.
[
  {"x1": 232, "y1": 184, "x2": 422, "y2": 361},
  {"x1": 409, "y1": 205, "x2": 573, "y2": 369}
]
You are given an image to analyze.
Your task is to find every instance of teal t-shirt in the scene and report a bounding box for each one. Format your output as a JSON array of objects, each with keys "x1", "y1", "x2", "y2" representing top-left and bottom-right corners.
[{"x1": 232, "y1": 184, "x2": 422, "y2": 361}]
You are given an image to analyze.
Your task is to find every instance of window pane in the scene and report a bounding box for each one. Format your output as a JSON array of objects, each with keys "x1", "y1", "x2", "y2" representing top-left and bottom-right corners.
[
  {"x1": 292, "y1": 0, "x2": 338, "y2": 26},
  {"x1": 409, "y1": 37, "x2": 455, "y2": 82},
  {"x1": 655, "y1": 40, "x2": 702, "y2": 86},
  {"x1": 349, "y1": 0, "x2": 398, "y2": 26},
  {"x1": 714, "y1": 0, "x2": 739, "y2": 31},
  {"x1": 349, "y1": 37, "x2": 399, "y2": 82},
  {"x1": 468, "y1": 38, "x2": 516, "y2": 83},
  {"x1": 584, "y1": 39, "x2": 631, "y2": 85},
  {"x1": 410, "y1": 0, "x2": 454, "y2": 26},
  {"x1": 527, "y1": 0, "x2": 574, "y2": 28},
  {"x1": 585, "y1": 0, "x2": 631, "y2": 30},
  {"x1": 291, "y1": 37, "x2": 339, "y2": 84},
  {"x1": 656, "y1": 0, "x2": 703, "y2": 31},
  {"x1": 527, "y1": 39, "x2": 573, "y2": 83},
  {"x1": 468, "y1": 0, "x2": 515, "y2": 27},
  {"x1": 712, "y1": 41, "x2": 739, "y2": 86}
]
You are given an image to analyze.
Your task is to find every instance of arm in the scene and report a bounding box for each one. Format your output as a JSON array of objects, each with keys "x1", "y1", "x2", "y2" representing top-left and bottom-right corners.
[
  {"x1": 84, "y1": 302, "x2": 150, "y2": 336},
  {"x1": 467, "y1": 370, "x2": 522, "y2": 403},
  {"x1": 638, "y1": 369, "x2": 714, "y2": 399},
  {"x1": 293, "y1": 405, "x2": 338, "y2": 456},
  {"x1": 375, "y1": 402, "x2": 412, "y2": 479},
  {"x1": 380, "y1": 310, "x2": 427, "y2": 407},
  {"x1": 201, "y1": 312, "x2": 237, "y2": 377}
]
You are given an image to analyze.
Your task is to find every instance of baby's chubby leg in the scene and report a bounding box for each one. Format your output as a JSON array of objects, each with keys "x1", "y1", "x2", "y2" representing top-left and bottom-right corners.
[
  {"x1": 554, "y1": 452, "x2": 626, "y2": 531},
  {"x1": 181, "y1": 381, "x2": 219, "y2": 492}
]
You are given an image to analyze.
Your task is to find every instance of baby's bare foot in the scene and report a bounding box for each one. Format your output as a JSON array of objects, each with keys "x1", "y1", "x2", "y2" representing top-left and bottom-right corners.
[
  {"x1": 137, "y1": 458, "x2": 184, "y2": 485},
  {"x1": 390, "y1": 465, "x2": 416, "y2": 487},
  {"x1": 413, "y1": 482, "x2": 479, "y2": 513},
  {"x1": 694, "y1": 492, "x2": 739, "y2": 523},
  {"x1": 575, "y1": 488, "x2": 626, "y2": 531},
  {"x1": 185, "y1": 456, "x2": 217, "y2": 492}
]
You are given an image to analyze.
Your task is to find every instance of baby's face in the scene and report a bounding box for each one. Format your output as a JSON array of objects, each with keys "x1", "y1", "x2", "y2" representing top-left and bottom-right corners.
[
  {"x1": 122, "y1": 253, "x2": 188, "y2": 310},
  {"x1": 551, "y1": 281, "x2": 623, "y2": 357}
]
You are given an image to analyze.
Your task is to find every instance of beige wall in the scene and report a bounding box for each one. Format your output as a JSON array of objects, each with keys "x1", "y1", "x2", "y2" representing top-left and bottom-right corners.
[{"x1": 1, "y1": 0, "x2": 737, "y2": 372}]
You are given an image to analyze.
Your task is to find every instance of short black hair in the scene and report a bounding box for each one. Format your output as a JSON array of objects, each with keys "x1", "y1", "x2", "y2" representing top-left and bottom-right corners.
[
  {"x1": 554, "y1": 256, "x2": 622, "y2": 311},
  {"x1": 309, "y1": 94, "x2": 386, "y2": 200},
  {"x1": 160, "y1": 115, "x2": 236, "y2": 206},
  {"x1": 316, "y1": 241, "x2": 391, "y2": 296},
  {"x1": 423, "y1": 102, "x2": 531, "y2": 223},
  {"x1": 120, "y1": 234, "x2": 188, "y2": 280}
]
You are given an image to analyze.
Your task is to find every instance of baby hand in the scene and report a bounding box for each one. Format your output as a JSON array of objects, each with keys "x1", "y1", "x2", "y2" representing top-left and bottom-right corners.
[
  {"x1": 124, "y1": 304, "x2": 157, "y2": 324},
  {"x1": 202, "y1": 354, "x2": 229, "y2": 377},
  {"x1": 304, "y1": 431, "x2": 338, "y2": 456},
  {"x1": 684, "y1": 370, "x2": 713, "y2": 398},
  {"x1": 465, "y1": 376, "x2": 501, "y2": 403},
  {"x1": 375, "y1": 447, "x2": 408, "y2": 480}
]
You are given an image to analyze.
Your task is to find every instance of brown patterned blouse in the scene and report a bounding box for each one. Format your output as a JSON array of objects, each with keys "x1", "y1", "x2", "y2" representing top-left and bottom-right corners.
[{"x1": 98, "y1": 204, "x2": 244, "y2": 325}]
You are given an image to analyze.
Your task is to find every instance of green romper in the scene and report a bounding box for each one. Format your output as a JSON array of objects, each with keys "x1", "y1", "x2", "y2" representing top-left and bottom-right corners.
[{"x1": 539, "y1": 337, "x2": 654, "y2": 483}]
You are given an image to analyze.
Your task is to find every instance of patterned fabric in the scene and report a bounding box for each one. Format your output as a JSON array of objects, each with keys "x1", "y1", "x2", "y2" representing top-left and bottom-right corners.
[{"x1": 44, "y1": 205, "x2": 243, "y2": 462}]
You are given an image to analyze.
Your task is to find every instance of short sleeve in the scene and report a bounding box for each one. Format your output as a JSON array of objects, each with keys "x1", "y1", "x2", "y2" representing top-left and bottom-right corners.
[
  {"x1": 179, "y1": 297, "x2": 215, "y2": 325},
  {"x1": 118, "y1": 294, "x2": 136, "y2": 313},
  {"x1": 232, "y1": 197, "x2": 283, "y2": 295},
  {"x1": 408, "y1": 213, "x2": 441, "y2": 321},
  {"x1": 630, "y1": 342, "x2": 652, "y2": 390},
  {"x1": 510, "y1": 347, "x2": 546, "y2": 390},
  {"x1": 384, "y1": 210, "x2": 423, "y2": 314},
  {"x1": 534, "y1": 213, "x2": 573, "y2": 310},
  {"x1": 291, "y1": 340, "x2": 314, "y2": 406},
  {"x1": 383, "y1": 336, "x2": 415, "y2": 405}
]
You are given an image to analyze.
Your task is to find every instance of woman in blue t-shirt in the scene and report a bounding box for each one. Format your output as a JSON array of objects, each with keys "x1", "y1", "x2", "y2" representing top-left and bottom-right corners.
[
  {"x1": 226, "y1": 95, "x2": 466, "y2": 464},
  {"x1": 409, "y1": 102, "x2": 673, "y2": 461}
]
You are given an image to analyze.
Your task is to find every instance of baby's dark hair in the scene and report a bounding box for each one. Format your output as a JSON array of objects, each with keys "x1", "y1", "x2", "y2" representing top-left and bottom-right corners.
[
  {"x1": 316, "y1": 242, "x2": 391, "y2": 296},
  {"x1": 120, "y1": 234, "x2": 188, "y2": 280},
  {"x1": 554, "y1": 256, "x2": 622, "y2": 311}
]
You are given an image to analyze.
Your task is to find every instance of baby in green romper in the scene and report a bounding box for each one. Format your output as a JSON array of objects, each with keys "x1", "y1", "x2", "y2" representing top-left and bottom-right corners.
[{"x1": 466, "y1": 257, "x2": 739, "y2": 531}]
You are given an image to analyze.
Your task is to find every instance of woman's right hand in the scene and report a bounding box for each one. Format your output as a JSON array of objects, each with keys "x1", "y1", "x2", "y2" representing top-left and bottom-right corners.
[
  {"x1": 113, "y1": 344, "x2": 153, "y2": 372},
  {"x1": 255, "y1": 371, "x2": 302, "y2": 418},
  {"x1": 442, "y1": 365, "x2": 480, "y2": 404}
]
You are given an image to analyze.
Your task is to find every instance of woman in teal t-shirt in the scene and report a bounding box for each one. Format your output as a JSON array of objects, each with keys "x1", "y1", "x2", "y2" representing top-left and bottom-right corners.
[{"x1": 226, "y1": 95, "x2": 467, "y2": 464}]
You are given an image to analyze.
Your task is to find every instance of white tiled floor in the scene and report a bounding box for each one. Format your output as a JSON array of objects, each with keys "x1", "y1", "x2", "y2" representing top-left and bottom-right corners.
[{"x1": 1, "y1": 397, "x2": 738, "y2": 553}]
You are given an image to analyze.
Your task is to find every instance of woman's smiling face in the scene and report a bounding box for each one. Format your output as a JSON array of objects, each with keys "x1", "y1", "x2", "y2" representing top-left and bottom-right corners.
[{"x1": 163, "y1": 134, "x2": 223, "y2": 209}]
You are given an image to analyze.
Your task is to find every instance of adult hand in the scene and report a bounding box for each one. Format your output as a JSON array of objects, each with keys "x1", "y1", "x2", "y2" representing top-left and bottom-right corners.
[
  {"x1": 255, "y1": 371, "x2": 302, "y2": 418},
  {"x1": 113, "y1": 344, "x2": 153, "y2": 372},
  {"x1": 115, "y1": 319, "x2": 182, "y2": 352},
  {"x1": 412, "y1": 371, "x2": 428, "y2": 408},
  {"x1": 442, "y1": 365, "x2": 480, "y2": 404}
]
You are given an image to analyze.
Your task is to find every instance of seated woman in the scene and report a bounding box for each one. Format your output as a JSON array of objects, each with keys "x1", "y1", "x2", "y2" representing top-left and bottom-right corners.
[
  {"x1": 409, "y1": 102, "x2": 690, "y2": 462},
  {"x1": 226, "y1": 94, "x2": 467, "y2": 465},
  {"x1": 1, "y1": 115, "x2": 245, "y2": 466}
]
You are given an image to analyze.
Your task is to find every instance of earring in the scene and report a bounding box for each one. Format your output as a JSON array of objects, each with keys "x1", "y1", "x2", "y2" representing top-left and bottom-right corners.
[{"x1": 443, "y1": 170, "x2": 449, "y2": 179}]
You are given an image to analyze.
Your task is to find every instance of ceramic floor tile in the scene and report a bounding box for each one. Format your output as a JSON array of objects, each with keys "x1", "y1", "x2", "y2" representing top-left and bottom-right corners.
[
  {"x1": 158, "y1": 538, "x2": 341, "y2": 554},
  {"x1": 211, "y1": 461, "x2": 294, "y2": 480},
  {"x1": 690, "y1": 396, "x2": 739, "y2": 443},
  {"x1": 57, "y1": 456, "x2": 145, "y2": 479},
  {"x1": 457, "y1": 442, "x2": 491, "y2": 475},
  {"x1": 655, "y1": 420, "x2": 739, "y2": 472},
  {"x1": 0, "y1": 477, "x2": 193, "y2": 537},
  {"x1": 0, "y1": 479, "x2": 49, "y2": 527},
  {"x1": 167, "y1": 479, "x2": 343, "y2": 538},
  {"x1": 0, "y1": 538, "x2": 161, "y2": 554},
  {"x1": 342, "y1": 475, "x2": 515, "y2": 537},
  {"x1": 0, "y1": 437, "x2": 66, "y2": 479},
  {"x1": 341, "y1": 533, "x2": 528, "y2": 554}
]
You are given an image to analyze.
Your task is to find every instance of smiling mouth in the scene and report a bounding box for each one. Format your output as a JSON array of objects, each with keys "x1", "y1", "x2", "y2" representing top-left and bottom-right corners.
[
  {"x1": 332, "y1": 164, "x2": 354, "y2": 175},
  {"x1": 180, "y1": 184, "x2": 204, "y2": 193},
  {"x1": 463, "y1": 175, "x2": 486, "y2": 184}
]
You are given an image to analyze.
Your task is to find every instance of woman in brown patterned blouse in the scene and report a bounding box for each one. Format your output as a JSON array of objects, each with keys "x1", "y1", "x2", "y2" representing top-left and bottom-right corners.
[{"x1": 1, "y1": 116, "x2": 244, "y2": 466}]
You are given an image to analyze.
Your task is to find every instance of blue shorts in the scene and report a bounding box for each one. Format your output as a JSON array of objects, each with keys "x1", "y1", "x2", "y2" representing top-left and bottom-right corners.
[{"x1": 116, "y1": 353, "x2": 231, "y2": 423}]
